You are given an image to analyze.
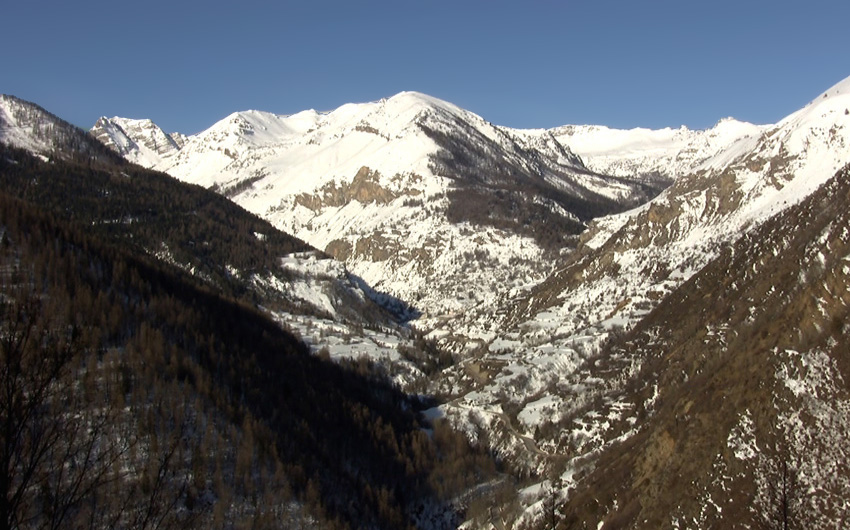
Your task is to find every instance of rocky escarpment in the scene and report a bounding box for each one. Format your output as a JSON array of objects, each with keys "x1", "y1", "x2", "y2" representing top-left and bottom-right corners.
[
  {"x1": 294, "y1": 166, "x2": 423, "y2": 210},
  {"x1": 91, "y1": 116, "x2": 183, "y2": 166}
]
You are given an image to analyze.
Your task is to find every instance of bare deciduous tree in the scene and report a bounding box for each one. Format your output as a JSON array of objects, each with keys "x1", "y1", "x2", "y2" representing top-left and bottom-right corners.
[
  {"x1": 761, "y1": 454, "x2": 803, "y2": 530},
  {"x1": 0, "y1": 290, "x2": 128, "y2": 530}
]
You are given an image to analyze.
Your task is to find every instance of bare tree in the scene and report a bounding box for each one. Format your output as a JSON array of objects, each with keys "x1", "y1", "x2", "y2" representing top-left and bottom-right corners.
[
  {"x1": 0, "y1": 290, "x2": 128, "y2": 530},
  {"x1": 761, "y1": 454, "x2": 802, "y2": 530},
  {"x1": 541, "y1": 481, "x2": 561, "y2": 530}
]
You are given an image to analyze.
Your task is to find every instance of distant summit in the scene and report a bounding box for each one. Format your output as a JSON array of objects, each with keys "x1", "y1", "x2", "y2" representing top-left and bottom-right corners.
[
  {"x1": 91, "y1": 116, "x2": 184, "y2": 167},
  {"x1": 91, "y1": 90, "x2": 663, "y2": 325},
  {"x1": 551, "y1": 118, "x2": 764, "y2": 178}
]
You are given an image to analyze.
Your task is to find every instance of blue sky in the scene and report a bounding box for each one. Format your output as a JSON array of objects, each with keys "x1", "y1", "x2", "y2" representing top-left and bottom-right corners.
[{"x1": 4, "y1": 0, "x2": 849, "y2": 134}]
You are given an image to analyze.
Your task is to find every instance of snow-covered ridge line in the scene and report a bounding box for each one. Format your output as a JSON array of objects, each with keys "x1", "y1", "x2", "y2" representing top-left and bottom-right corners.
[
  {"x1": 551, "y1": 118, "x2": 766, "y2": 179},
  {"x1": 91, "y1": 89, "x2": 763, "y2": 183},
  {"x1": 91, "y1": 90, "x2": 653, "y2": 325},
  {"x1": 425, "y1": 73, "x2": 850, "y2": 483},
  {"x1": 0, "y1": 94, "x2": 110, "y2": 157},
  {"x1": 91, "y1": 116, "x2": 183, "y2": 167}
]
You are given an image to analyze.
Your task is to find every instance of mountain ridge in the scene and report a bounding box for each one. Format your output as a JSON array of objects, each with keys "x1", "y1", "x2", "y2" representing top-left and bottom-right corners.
[
  {"x1": 416, "y1": 75, "x2": 850, "y2": 521},
  {"x1": 91, "y1": 91, "x2": 666, "y2": 330},
  {"x1": 91, "y1": 116, "x2": 185, "y2": 167},
  {"x1": 552, "y1": 117, "x2": 765, "y2": 179},
  {"x1": 0, "y1": 93, "x2": 124, "y2": 162},
  {"x1": 6, "y1": 74, "x2": 850, "y2": 527},
  {"x1": 0, "y1": 96, "x2": 446, "y2": 385},
  {"x1": 559, "y1": 162, "x2": 850, "y2": 527}
]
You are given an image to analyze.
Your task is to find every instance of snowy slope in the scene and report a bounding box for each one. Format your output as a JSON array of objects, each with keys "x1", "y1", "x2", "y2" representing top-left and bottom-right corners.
[
  {"x1": 0, "y1": 95, "x2": 50, "y2": 154},
  {"x1": 428, "y1": 74, "x2": 850, "y2": 486},
  {"x1": 3, "y1": 95, "x2": 431, "y2": 387},
  {"x1": 94, "y1": 91, "x2": 657, "y2": 328},
  {"x1": 161, "y1": 93, "x2": 448, "y2": 204},
  {"x1": 0, "y1": 94, "x2": 113, "y2": 159},
  {"x1": 553, "y1": 118, "x2": 764, "y2": 179},
  {"x1": 91, "y1": 116, "x2": 183, "y2": 167}
]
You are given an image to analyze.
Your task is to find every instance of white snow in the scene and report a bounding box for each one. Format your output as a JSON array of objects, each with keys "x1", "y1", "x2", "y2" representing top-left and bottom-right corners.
[
  {"x1": 0, "y1": 95, "x2": 60, "y2": 154},
  {"x1": 552, "y1": 118, "x2": 765, "y2": 179},
  {"x1": 73, "y1": 76, "x2": 850, "y2": 518},
  {"x1": 91, "y1": 116, "x2": 181, "y2": 167}
]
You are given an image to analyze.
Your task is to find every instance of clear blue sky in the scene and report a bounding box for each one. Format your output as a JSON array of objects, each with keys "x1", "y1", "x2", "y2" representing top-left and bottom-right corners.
[{"x1": 4, "y1": 0, "x2": 849, "y2": 134}]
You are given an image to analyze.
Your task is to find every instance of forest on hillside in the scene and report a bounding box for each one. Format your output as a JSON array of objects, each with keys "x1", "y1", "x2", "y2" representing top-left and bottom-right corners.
[{"x1": 0, "y1": 144, "x2": 506, "y2": 529}]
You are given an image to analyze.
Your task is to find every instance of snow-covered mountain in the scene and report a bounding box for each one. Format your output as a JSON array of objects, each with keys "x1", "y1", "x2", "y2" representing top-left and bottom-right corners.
[
  {"x1": 91, "y1": 116, "x2": 186, "y2": 167},
  {"x1": 7, "y1": 72, "x2": 850, "y2": 527},
  {"x1": 553, "y1": 117, "x2": 764, "y2": 179},
  {"x1": 0, "y1": 94, "x2": 118, "y2": 160},
  {"x1": 503, "y1": 74, "x2": 850, "y2": 363},
  {"x1": 427, "y1": 75, "x2": 850, "y2": 522},
  {"x1": 92, "y1": 91, "x2": 661, "y2": 329},
  {"x1": 1, "y1": 94, "x2": 436, "y2": 386}
]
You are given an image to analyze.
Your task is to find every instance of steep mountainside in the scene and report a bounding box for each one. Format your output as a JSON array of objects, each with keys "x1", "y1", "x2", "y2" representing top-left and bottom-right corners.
[
  {"x1": 91, "y1": 116, "x2": 186, "y2": 167},
  {"x1": 420, "y1": 76, "x2": 850, "y2": 522},
  {"x1": 0, "y1": 96, "x2": 441, "y2": 385},
  {"x1": 92, "y1": 92, "x2": 663, "y2": 328},
  {"x1": 0, "y1": 174, "x2": 496, "y2": 530},
  {"x1": 1, "y1": 106, "x2": 507, "y2": 529},
  {"x1": 561, "y1": 163, "x2": 850, "y2": 527},
  {"x1": 514, "y1": 74, "x2": 850, "y2": 345},
  {"x1": 0, "y1": 94, "x2": 121, "y2": 161}
]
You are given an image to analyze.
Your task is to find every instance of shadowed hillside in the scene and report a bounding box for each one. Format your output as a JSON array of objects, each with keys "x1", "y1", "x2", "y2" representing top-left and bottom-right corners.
[
  {"x1": 559, "y1": 164, "x2": 850, "y2": 528},
  {"x1": 0, "y1": 143, "x2": 502, "y2": 529}
]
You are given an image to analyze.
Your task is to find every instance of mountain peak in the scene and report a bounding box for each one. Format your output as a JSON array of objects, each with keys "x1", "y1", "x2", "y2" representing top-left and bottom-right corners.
[
  {"x1": 385, "y1": 90, "x2": 456, "y2": 109},
  {"x1": 814, "y1": 73, "x2": 850, "y2": 100},
  {"x1": 90, "y1": 115, "x2": 181, "y2": 167},
  {"x1": 782, "y1": 73, "x2": 850, "y2": 129}
]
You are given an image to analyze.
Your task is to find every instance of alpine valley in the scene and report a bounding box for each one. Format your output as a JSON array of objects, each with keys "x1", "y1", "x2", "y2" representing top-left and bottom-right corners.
[{"x1": 1, "y1": 73, "x2": 850, "y2": 529}]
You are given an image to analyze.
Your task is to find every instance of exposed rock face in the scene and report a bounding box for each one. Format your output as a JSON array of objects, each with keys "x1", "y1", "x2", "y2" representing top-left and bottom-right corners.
[
  {"x1": 91, "y1": 116, "x2": 181, "y2": 166},
  {"x1": 324, "y1": 238, "x2": 354, "y2": 261},
  {"x1": 295, "y1": 166, "x2": 421, "y2": 210}
]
